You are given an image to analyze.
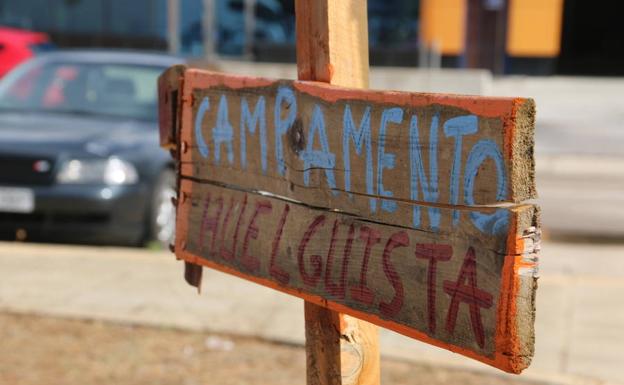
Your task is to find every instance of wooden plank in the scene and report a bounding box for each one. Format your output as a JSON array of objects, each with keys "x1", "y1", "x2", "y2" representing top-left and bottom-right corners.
[
  {"x1": 158, "y1": 2, "x2": 539, "y2": 376},
  {"x1": 304, "y1": 303, "x2": 343, "y2": 385},
  {"x1": 175, "y1": 69, "x2": 536, "y2": 234},
  {"x1": 173, "y1": 179, "x2": 539, "y2": 374},
  {"x1": 295, "y1": 1, "x2": 378, "y2": 384},
  {"x1": 157, "y1": 64, "x2": 187, "y2": 149}
]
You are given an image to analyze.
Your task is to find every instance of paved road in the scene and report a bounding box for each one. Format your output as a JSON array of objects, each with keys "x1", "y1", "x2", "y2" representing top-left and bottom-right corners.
[{"x1": 1, "y1": 241, "x2": 622, "y2": 385}]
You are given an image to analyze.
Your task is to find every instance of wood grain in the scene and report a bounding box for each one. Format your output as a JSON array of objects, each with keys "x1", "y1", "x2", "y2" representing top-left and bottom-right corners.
[
  {"x1": 159, "y1": 66, "x2": 540, "y2": 374},
  {"x1": 295, "y1": 0, "x2": 369, "y2": 88},
  {"x1": 157, "y1": 64, "x2": 187, "y2": 149},
  {"x1": 176, "y1": 179, "x2": 538, "y2": 372},
  {"x1": 173, "y1": 179, "x2": 539, "y2": 373},
  {"x1": 296, "y1": 1, "x2": 378, "y2": 384}
]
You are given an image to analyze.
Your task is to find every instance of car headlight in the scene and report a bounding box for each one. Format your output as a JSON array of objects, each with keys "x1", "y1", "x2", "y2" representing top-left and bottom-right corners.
[{"x1": 57, "y1": 157, "x2": 138, "y2": 185}]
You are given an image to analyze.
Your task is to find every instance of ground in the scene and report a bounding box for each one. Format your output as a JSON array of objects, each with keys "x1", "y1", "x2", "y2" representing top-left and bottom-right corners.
[{"x1": 1, "y1": 312, "x2": 537, "y2": 385}]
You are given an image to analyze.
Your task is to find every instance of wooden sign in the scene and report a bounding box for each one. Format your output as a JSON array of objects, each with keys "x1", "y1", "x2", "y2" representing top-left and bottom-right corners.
[{"x1": 160, "y1": 67, "x2": 539, "y2": 374}]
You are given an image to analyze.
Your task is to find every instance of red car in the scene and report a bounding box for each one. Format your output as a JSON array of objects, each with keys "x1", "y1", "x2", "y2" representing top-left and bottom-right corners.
[{"x1": 0, "y1": 27, "x2": 52, "y2": 78}]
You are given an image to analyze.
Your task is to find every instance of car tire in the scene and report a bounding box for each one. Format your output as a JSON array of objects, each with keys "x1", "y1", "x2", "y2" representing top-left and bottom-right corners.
[{"x1": 147, "y1": 169, "x2": 176, "y2": 248}]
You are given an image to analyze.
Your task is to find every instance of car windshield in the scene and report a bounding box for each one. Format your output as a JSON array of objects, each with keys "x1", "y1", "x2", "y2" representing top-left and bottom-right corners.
[{"x1": 0, "y1": 59, "x2": 164, "y2": 121}]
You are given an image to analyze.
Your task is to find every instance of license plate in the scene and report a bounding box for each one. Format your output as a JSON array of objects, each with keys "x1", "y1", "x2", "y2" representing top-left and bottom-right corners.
[{"x1": 0, "y1": 187, "x2": 34, "y2": 213}]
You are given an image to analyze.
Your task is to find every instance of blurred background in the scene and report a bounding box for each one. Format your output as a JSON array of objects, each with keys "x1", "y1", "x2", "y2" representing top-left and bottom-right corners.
[
  {"x1": 0, "y1": 1, "x2": 623, "y2": 385},
  {"x1": 3, "y1": 0, "x2": 623, "y2": 75}
]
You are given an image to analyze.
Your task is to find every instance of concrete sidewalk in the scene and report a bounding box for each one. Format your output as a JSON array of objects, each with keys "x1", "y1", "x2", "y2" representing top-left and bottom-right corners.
[{"x1": 1, "y1": 241, "x2": 622, "y2": 385}]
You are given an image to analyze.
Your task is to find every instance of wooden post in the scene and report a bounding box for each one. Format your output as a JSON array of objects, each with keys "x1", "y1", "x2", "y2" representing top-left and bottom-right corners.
[{"x1": 295, "y1": 1, "x2": 380, "y2": 385}]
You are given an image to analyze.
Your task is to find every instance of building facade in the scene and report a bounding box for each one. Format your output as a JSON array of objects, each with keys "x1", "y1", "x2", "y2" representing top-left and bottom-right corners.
[{"x1": 1, "y1": 0, "x2": 620, "y2": 75}]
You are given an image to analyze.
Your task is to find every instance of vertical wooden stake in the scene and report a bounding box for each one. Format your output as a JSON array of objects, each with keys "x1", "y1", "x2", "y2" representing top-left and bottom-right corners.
[{"x1": 295, "y1": 1, "x2": 380, "y2": 384}]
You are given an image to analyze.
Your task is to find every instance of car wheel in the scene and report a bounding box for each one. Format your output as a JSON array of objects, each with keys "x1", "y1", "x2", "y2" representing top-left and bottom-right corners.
[{"x1": 148, "y1": 169, "x2": 176, "y2": 248}]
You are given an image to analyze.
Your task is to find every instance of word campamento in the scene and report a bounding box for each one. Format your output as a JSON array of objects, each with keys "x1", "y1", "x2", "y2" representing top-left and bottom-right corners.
[{"x1": 193, "y1": 86, "x2": 510, "y2": 235}]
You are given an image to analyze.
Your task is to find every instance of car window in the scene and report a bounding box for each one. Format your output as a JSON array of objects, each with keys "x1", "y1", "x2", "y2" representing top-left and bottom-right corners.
[{"x1": 0, "y1": 59, "x2": 164, "y2": 121}]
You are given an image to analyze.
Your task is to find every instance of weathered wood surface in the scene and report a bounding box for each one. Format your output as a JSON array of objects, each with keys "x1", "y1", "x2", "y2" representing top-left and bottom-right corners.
[
  {"x1": 295, "y1": 1, "x2": 380, "y2": 385},
  {"x1": 158, "y1": 61, "x2": 540, "y2": 374},
  {"x1": 295, "y1": 0, "x2": 369, "y2": 89},
  {"x1": 176, "y1": 69, "x2": 535, "y2": 234},
  {"x1": 173, "y1": 179, "x2": 539, "y2": 373}
]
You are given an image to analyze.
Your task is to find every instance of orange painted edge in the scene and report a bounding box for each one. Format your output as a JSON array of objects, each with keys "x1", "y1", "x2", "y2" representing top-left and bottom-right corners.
[
  {"x1": 495, "y1": 205, "x2": 537, "y2": 373},
  {"x1": 186, "y1": 69, "x2": 275, "y2": 92},
  {"x1": 494, "y1": 209, "x2": 524, "y2": 373},
  {"x1": 183, "y1": 69, "x2": 524, "y2": 120},
  {"x1": 504, "y1": 98, "x2": 522, "y2": 201},
  {"x1": 499, "y1": 99, "x2": 535, "y2": 371}
]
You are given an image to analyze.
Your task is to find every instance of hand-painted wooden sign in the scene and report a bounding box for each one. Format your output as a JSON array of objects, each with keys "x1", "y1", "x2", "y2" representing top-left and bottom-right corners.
[{"x1": 159, "y1": 66, "x2": 540, "y2": 374}]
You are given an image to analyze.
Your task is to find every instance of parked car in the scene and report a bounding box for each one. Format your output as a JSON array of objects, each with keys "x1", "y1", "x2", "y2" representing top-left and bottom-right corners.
[
  {"x1": 0, "y1": 27, "x2": 54, "y2": 78},
  {"x1": 0, "y1": 50, "x2": 183, "y2": 246}
]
